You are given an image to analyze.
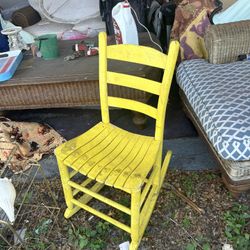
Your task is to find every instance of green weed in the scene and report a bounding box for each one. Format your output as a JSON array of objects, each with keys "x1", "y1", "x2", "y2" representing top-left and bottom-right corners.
[
  {"x1": 182, "y1": 216, "x2": 191, "y2": 229},
  {"x1": 185, "y1": 241, "x2": 211, "y2": 250},
  {"x1": 35, "y1": 218, "x2": 53, "y2": 235},
  {"x1": 0, "y1": 236, "x2": 8, "y2": 249},
  {"x1": 68, "y1": 221, "x2": 110, "y2": 249},
  {"x1": 25, "y1": 218, "x2": 54, "y2": 249},
  {"x1": 116, "y1": 196, "x2": 130, "y2": 224},
  {"x1": 204, "y1": 173, "x2": 217, "y2": 181},
  {"x1": 182, "y1": 177, "x2": 195, "y2": 196},
  {"x1": 223, "y1": 203, "x2": 250, "y2": 250},
  {"x1": 22, "y1": 190, "x2": 33, "y2": 203},
  {"x1": 26, "y1": 240, "x2": 50, "y2": 250}
]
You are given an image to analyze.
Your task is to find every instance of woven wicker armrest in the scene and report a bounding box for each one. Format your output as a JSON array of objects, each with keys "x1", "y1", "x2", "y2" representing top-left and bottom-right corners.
[{"x1": 204, "y1": 20, "x2": 250, "y2": 64}]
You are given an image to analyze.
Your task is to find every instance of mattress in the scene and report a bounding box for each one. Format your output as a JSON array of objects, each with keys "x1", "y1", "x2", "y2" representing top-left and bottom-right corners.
[{"x1": 176, "y1": 59, "x2": 250, "y2": 162}]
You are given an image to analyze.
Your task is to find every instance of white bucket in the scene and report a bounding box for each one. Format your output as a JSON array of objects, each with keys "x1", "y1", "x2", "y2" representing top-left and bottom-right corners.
[{"x1": 112, "y1": 1, "x2": 138, "y2": 45}]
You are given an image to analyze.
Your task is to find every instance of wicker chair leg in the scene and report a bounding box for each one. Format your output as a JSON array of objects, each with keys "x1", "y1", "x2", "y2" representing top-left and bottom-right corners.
[{"x1": 221, "y1": 174, "x2": 249, "y2": 198}]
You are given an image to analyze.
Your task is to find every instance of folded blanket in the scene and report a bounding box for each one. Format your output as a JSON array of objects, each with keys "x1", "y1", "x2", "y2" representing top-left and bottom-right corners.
[{"x1": 0, "y1": 118, "x2": 65, "y2": 173}]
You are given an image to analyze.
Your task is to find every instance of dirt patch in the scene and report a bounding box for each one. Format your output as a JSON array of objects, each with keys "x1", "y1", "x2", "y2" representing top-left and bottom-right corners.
[{"x1": 1, "y1": 170, "x2": 249, "y2": 250}]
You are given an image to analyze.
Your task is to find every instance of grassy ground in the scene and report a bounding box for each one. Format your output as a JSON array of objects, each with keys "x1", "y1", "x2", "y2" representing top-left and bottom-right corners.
[{"x1": 1, "y1": 170, "x2": 249, "y2": 250}]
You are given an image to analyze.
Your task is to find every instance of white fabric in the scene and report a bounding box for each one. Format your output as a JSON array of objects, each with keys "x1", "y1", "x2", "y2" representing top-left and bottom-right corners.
[
  {"x1": 213, "y1": 0, "x2": 250, "y2": 24},
  {"x1": 28, "y1": 0, "x2": 100, "y2": 24},
  {"x1": 28, "y1": 0, "x2": 47, "y2": 20},
  {"x1": 24, "y1": 20, "x2": 73, "y2": 38},
  {"x1": 73, "y1": 16, "x2": 106, "y2": 34}
]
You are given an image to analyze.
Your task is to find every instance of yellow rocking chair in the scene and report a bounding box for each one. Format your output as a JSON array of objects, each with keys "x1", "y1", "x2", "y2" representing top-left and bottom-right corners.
[{"x1": 55, "y1": 32, "x2": 179, "y2": 250}]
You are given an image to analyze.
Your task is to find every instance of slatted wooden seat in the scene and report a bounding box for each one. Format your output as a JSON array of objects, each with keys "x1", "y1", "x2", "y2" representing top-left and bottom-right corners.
[
  {"x1": 55, "y1": 32, "x2": 179, "y2": 250},
  {"x1": 56, "y1": 122, "x2": 160, "y2": 191}
]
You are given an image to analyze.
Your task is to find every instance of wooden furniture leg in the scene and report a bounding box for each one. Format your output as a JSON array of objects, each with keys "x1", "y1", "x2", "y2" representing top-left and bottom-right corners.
[{"x1": 132, "y1": 112, "x2": 147, "y2": 129}]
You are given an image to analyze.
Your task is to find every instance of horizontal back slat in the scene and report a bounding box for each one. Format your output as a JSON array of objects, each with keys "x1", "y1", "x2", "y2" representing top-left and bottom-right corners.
[
  {"x1": 107, "y1": 44, "x2": 167, "y2": 69},
  {"x1": 108, "y1": 97, "x2": 157, "y2": 119},
  {"x1": 107, "y1": 72, "x2": 161, "y2": 95}
]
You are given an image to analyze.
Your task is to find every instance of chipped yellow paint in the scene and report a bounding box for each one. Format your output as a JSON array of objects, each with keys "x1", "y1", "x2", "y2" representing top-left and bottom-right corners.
[{"x1": 55, "y1": 31, "x2": 179, "y2": 250}]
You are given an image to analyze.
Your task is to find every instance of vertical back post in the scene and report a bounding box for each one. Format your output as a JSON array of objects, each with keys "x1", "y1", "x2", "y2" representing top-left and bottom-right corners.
[
  {"x1": 155, "y1": 41, "x2": 179, "y2": 142},
  {"x1": 98, "y1": 32, "x2": 110, "y2": 124}
]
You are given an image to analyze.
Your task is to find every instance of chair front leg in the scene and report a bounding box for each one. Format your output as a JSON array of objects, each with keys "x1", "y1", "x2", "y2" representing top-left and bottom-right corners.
[
  {"x1": 57, "y1": 159, "x2": 74, "y2": 218},
  {"x1": 130, "y1": 189, "x2": 141, "y2": 250}
]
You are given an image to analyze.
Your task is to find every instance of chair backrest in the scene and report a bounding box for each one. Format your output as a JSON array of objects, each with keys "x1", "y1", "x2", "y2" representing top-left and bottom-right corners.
[{"x1": 98, "y1": 32, "x2": 179, "y2": 142}]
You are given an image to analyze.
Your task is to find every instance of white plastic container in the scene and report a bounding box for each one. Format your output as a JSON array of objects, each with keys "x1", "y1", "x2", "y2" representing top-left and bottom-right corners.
[{"x1": 112, "y1": 1, "x2": 138, "y2": 45}]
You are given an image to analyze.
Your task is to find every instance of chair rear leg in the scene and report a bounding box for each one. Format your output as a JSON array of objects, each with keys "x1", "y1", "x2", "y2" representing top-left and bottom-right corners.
[
  {"x1": 153, "y1": 152, "x2": 162, "y2": 188},
  {"x1": 57, "y1": 159, "x2": 74, "y2": 218}
]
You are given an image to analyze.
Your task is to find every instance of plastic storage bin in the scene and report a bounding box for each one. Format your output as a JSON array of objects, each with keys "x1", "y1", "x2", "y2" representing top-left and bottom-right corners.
[{"x1": 0, "y1": 50, "x2": 23, "y2": 82}]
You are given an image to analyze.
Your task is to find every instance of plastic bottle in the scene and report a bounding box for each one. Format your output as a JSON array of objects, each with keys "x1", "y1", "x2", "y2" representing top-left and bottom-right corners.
[{"x1": 112, "y1": 1, "x2": 138, "y2": 45}]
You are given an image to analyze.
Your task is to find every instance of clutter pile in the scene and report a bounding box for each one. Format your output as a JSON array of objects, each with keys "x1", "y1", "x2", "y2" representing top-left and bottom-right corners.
[
  {"x1": 0, "y1": 117, "x2": 64, "y2": 173},
  {"x1": 64, "y1": 41, "x2": 99, "y2": 61}
]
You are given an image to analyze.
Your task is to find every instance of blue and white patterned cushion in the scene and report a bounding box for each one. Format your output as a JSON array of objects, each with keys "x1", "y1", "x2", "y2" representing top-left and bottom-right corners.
[{"x1": 177, "y1": 59, "x2": 250, "y2": 161}]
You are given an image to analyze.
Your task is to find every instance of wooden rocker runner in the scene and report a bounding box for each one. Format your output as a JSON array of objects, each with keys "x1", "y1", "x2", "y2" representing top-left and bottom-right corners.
[{"x1": 55, "y1": 32, "x2": 179, "y2": 250}]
